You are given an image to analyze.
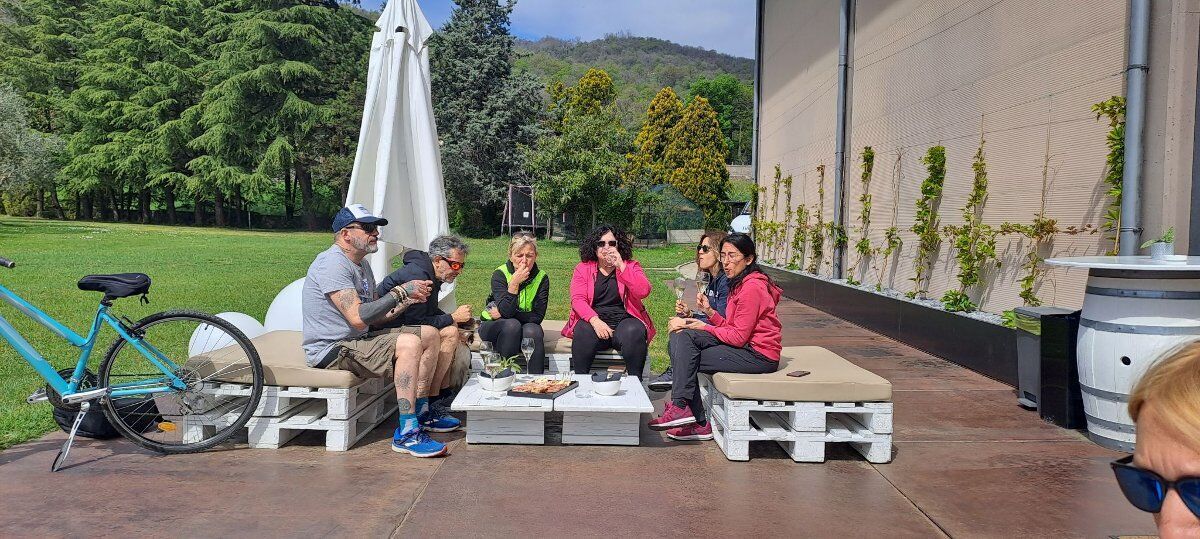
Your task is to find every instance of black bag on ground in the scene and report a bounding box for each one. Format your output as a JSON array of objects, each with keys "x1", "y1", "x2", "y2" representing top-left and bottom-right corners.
[{"x1": 52, "y1": 397, "x2": 161, "y2": 440}]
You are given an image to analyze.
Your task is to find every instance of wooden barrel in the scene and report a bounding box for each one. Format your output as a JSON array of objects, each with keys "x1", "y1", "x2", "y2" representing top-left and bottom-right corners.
[{"x1": 1077, "y1": 269, "x2": 1200, "y2": 452}]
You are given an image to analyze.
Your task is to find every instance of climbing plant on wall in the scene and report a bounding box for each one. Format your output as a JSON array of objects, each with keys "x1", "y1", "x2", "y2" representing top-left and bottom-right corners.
[
  {"x1": 847, "y1": 146, "x2": 876, "y2": 286},
  {"x1": 908, "y1": 146, "x2": 946, "y2": 299},
  {"x1": 940, "y1": 139, "x2": 999, "y2": 312},
  {"x1": 807, "y1": 164, "x2": 826, "y2": 274},
  {"x1": 1091, "y1": 96, "x2": 1125, "y2": 255}
]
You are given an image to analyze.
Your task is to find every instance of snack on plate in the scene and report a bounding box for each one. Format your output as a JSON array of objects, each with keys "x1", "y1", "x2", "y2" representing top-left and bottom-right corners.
[{"x1": 512, "y1": 377, "x2": 571, "y2": 394}]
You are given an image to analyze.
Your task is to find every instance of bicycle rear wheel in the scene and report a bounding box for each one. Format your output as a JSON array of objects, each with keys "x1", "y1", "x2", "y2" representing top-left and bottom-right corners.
[{"x1": 99, "y1": 310, "x2": 263, "y2": 454}]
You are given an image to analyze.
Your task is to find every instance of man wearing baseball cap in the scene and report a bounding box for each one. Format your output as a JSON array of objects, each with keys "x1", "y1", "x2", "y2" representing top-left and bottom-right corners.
[{"x1": 301, "y1": 204, "x2": 450, "y2": 457}]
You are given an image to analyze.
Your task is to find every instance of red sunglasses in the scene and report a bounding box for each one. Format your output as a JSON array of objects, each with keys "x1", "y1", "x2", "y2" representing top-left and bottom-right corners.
[{"x1": 439, "y1": 257, "x2": 465, "y2": 271}]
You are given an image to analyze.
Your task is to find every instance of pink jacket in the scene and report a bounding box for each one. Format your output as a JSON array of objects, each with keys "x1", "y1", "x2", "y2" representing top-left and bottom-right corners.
[
  {"x1": 562, "y1": 260, "x2": 657, "y2": 343},
  {"x1": 705, "y1": 271, "x2": 782, "y2": 361}
]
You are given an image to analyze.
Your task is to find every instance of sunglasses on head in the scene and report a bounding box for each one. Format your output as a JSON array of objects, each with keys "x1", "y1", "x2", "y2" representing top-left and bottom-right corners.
[
  {"x1": 345, "y1": 223, "x2": 379, "y2": 234},
  {"x1": 697, "y1": 244, "x2": 711, "y2": 253},
  {"x1": 439, "y1": 257, "x2": 465, "y2": 271},
  {"x1": 595, "y1": 240, "x2": 618, "y2": 248},
  {"x1": 1112, "y1": 455, "x2": 1200, "y2": 518}
]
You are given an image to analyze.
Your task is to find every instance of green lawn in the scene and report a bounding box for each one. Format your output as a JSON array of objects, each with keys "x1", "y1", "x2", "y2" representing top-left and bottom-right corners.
[{"x1": 0, "y1": 216, "x2": 690, "y2": 450}]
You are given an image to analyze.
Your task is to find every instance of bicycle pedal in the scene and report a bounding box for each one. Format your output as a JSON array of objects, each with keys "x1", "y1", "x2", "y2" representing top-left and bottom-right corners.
[{"x1": 26, "y1": 387, "x2": 48, "y2": 404}]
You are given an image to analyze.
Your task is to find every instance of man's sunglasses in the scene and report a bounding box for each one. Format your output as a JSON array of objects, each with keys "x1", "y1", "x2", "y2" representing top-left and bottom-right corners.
[
  {"x1": 595, "y1": 240, "x2": 618, "y2": 248},
  {"x1": 697, "y1": 244, "x2": 711, "y2": 253},
  {"x1": 438, "y1": 257, "x2": 465, "y2": 271},
  {"x1": 1112, "y1": 455, "x2": 1200, "y2": 518},
  {"x1": 345, "y1": 223, "x2": 379, "y2": 234}
]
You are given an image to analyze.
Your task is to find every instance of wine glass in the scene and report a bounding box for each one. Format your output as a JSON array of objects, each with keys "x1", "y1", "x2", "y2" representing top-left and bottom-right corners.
[
  {"x1": 520, "y1": 337, "x2": 535, "y2": 368},
  {"x1": 673, "y1": 280, "x2": 686, "y2": 301},
  {"x1": 482, "y1": 350, "x2": 503, "y2": 401},
  {"x1": 693, "y1": 272, "x2": 710, "y2": 317}
]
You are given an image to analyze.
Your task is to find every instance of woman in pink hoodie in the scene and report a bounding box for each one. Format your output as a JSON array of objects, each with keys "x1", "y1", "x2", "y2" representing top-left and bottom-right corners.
[
  {"x1": 562, "y1": 224, "x2": 656, "y2": 377},
  {"x1": 649, "y1": 233, "x2": 782, "y2": 440}
]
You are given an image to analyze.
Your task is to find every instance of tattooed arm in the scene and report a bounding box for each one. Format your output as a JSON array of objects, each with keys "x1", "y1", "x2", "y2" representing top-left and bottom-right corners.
[{"x1": 329, "y1": 280, "x2": 432, "y2": 331}]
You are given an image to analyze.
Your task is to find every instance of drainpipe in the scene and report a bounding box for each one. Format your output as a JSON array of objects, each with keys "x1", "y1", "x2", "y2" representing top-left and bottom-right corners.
[
  {"x1": 1119, "y1": 0, "x2": 1149, "y2": 255},
  {"x1": 751, "y1": 0, "x2": 764, "y2": 229},
  {"x1": 1191, "y1": 30, "x2": 1200, "y2": 255},
  {"x1": 832, "y1": 0, "x2": 855, "y2": 277}
]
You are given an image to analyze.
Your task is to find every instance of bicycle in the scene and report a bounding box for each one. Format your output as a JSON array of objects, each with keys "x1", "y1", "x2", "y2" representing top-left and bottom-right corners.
[{"x1": 0, "y1": 255, "x2": 263, "y2": 471}]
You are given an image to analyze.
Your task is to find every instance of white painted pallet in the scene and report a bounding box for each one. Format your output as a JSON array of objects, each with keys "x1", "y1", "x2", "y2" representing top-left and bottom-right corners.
[
  {"x1": 556, "y1": 374, "x2": 653, "y2": 446},
  {"x1": 451, "y1": 375, "x2": 554, "y2": 445},
  {"x1": 200, "y1": 377, "x2": 391, "y2": 420},
  {"x1": 699, "y1": 375, "x2": 893, "y2": 464},
  {"x1": 245, "y1": 389, "x2": 398, "y2": 451}
]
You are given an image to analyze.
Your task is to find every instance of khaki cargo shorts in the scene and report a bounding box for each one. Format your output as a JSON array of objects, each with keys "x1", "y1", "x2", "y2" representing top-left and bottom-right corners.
[{"x1": 326, "y1": 326, "x2": 422, "y2": 380}]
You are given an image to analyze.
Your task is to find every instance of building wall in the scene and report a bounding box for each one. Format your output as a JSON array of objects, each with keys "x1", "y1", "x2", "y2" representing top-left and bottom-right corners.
[{"x1": 756, "y1": 0, "x2": 1197, "y2": 313}]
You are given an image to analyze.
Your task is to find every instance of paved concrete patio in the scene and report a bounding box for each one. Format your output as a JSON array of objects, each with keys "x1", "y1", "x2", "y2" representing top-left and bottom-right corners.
[{"x1": 0, "y1": 298, "x2": 1156, "y2": 537}]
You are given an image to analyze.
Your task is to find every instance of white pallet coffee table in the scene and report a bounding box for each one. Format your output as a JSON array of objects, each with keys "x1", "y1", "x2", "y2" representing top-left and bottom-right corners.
[
  {"x1": 555, "y1": 374, "x2": 654, "y2": 446},
  {"x1": 450, "y1": 374, "x2": 555, "y2": 444}
]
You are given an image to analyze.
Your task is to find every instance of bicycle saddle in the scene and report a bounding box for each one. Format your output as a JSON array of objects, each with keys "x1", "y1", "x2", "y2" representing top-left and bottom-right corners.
[{"x1": 77, "y1": 273, "x2": 151, "y2": 301}]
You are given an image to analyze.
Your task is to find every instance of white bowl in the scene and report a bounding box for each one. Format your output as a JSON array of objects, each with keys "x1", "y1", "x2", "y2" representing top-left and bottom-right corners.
[
  {"x1": 479, "y1": 374, "x2": 514, "y2": 392},
  {"x1": 592, "y1": 379, "x2": 621, "y2": 396}
]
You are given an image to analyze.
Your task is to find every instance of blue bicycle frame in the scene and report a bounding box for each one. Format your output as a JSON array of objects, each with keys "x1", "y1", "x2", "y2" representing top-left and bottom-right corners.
[{"x1": 0, "y1": 283, "x2": 188, "y2": 399}]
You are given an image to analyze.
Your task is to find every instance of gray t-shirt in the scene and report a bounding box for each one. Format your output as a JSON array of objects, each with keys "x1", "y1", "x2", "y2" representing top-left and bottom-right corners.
[{"x1": 302, "y1": 245, "x2": 378, "y2": 366}]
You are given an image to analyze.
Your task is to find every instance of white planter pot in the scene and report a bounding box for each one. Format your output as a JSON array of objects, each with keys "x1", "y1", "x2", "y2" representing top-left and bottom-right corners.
[
  {"x1": 479, "y1": 373, "x2": 515, "y2": 392},
  {"x1": 1149, "y1": 241, "x2": 1175, "y2": 260}
]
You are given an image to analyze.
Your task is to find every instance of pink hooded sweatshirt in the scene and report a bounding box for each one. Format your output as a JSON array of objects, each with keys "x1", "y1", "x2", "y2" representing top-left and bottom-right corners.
[
  {"x1": 704, "y1": 271, "x2": 782, "y2": 361},
  {"x1": 562, "y1": 260, "x2": 657, "y2": 342}
]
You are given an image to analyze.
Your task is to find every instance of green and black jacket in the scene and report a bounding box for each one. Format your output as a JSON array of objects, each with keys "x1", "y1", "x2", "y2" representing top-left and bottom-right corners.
[{"x1": 481, "y1": 261, "x2": 549, "y2": 324}]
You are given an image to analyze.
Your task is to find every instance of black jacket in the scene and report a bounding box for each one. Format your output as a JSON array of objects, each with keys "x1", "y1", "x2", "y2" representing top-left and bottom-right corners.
[
  {"x1": 377, "y1": 250, "x2": 453, "y2": 329},
  {"x1": 486, "y1": 261, "x2": 549, "y2": 324}
]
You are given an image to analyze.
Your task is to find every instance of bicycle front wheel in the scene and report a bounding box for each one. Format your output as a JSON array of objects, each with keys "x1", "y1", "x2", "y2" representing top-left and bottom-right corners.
[{"x1": 99, "y1": 310, "x2": 263, "y2": 454}]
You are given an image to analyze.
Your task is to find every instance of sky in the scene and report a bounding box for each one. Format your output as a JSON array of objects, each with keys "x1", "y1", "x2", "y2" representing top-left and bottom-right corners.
[{"x1": 359, "y1": 0, "x2": 757, "y2": 58}]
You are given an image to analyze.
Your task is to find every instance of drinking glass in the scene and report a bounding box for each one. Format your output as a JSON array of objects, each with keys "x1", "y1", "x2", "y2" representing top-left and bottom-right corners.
[{"x1": 520, "y1": 337, "x2": 535, "y2": 366}]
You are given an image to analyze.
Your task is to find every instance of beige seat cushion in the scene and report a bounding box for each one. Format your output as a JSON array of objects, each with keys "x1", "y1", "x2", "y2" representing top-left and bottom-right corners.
[
  {"x1": 712, "y1": 346, "x2": 891, "y2": 402},
  {"x1": 189, "y1": 330, "x2": 361, "y2": 388}
]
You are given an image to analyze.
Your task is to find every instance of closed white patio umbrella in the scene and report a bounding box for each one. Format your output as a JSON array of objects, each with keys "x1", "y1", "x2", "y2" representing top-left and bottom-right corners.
[{"x1": 346, "y1": 0, "x2": 454, "y2": 307}]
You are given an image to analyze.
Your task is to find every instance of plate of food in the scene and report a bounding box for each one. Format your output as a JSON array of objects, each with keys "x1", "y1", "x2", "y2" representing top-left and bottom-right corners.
[{"x1": 508, "y1": 376, "x2": 578, "y2": 399}]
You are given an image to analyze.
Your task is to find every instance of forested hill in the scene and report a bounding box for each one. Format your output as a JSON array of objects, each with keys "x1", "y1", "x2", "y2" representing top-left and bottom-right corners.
[{"x1": 515, "y1": 34, "x2": 753, "y2": 130}]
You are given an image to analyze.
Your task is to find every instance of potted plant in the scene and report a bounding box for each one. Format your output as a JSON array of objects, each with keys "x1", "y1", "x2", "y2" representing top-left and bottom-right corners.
[
  {"x1": 1141, "y1": 227, "x2": 1176, "y2": 260},
  {"x1": 479, "y1": 354, "x2": 522, "y2": 392}
]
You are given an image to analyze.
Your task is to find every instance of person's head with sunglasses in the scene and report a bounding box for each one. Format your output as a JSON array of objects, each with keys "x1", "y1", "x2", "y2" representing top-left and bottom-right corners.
[
  {"x1": 332, "y1": 204, "x2": 388, "y2": 260},
  {"x1": 429, "y1": 235, "x2": 469, "y2": 284},
  {"x1": 1116, "y1": 340, "x2": 1200, "y2": 536},
  {"x1": 695, "y1": 230, "x2": 728, "y2": 279},
  {"x1": 580, "y1": 224, "x2": 633, "y2": 272}
]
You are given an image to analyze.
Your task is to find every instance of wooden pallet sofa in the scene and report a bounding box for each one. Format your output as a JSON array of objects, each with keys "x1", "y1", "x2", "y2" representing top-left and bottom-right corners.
[
  {"x1": 699, "y1": 346, "x2": 893, "y2": 463},
  {"x1": 194, "y1": 330, "x2": 398, "y2": 451},
  {"x1": 468, "y1": 319, "x2": 649, "y2": 378}
]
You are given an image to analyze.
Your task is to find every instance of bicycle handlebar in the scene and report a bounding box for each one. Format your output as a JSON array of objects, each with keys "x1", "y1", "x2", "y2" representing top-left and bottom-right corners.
[{"x1": 0, "y1": 257, "x2": 15, "y2": 269}]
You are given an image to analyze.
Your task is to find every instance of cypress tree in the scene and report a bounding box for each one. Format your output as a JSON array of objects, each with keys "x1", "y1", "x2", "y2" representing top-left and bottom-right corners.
[
  {"x1": 662, "y1": 96, "x2": 730, "y2": 228},
  {"x1": 624, "y1": 86, "x2": 682, "y2": 188}
]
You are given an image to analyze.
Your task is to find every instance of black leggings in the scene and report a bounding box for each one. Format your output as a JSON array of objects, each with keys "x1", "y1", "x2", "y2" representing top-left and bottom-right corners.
[
  {"x1": 478, "y1": 318, "x2": 546, "y2": 374},
  {"x1": 668, "y1": 329, "x2": 777, "y2": 422},
  {"x1": 570, "y1": 317, "x2": 649, "y2": 378}
]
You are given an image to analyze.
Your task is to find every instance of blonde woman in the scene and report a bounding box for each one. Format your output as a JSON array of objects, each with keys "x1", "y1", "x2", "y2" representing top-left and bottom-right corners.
[
  {"x1": 1114, "y1": 341, "x2": 1200, "y2": 537},
  {"x1": 478, "y1": 232, "x2": 550, "y2": 373}
]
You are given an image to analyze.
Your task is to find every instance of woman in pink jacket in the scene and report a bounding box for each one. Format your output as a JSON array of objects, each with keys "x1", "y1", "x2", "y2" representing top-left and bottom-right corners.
[
  {"x1": 562, "y1": 224, "x2": 656, "y2": 377},
  {"x1": 649, "y1": 233, "x2": 782, "y2": 440}
]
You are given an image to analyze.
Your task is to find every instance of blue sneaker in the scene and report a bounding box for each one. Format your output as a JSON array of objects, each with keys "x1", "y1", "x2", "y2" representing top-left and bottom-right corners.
[
  {"x1": 421, "y1": 411, "x2": 462, "y2": 433},
  {"x1": 648, "y1": 367, "x2": 673, "y2": 392},
  {"x1": 391, "y1": 428, "x2": 448, "y2": 457}
]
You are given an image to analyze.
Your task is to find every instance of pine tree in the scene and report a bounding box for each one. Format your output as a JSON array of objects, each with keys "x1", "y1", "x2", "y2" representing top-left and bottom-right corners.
[
  {"x1": 662, "y1": 96, "x2": 730, "y2": 228},
  {"x1": 430, "y1": 0, "x2": 544, "y2": 234},
  {"x1": 62, "y1": 0, "x2": 208, "y2": 223},
  {"x1": 190, "y1": 0, "x2": 368, "y2": 229},
  {"x1": 624, "y1": 86, "x2": 682, "y2": 188},
  {"x1": 0, "y1": 0, "x2": 91, "y2": 217}
]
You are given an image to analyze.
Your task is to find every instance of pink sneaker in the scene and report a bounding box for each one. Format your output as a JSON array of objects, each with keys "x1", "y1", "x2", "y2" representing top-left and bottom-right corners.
[
  {"x1": 666, "y1": 422, "x2": 713, "y2": 441},
  {"x1": 648, "y1": 400, "x2": 696, "y2": 431}
]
